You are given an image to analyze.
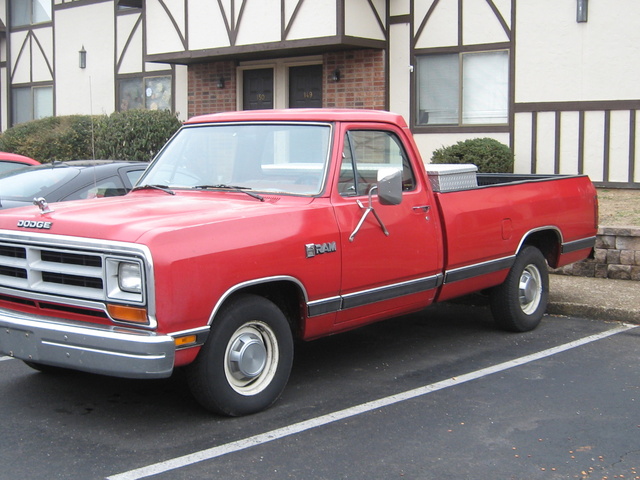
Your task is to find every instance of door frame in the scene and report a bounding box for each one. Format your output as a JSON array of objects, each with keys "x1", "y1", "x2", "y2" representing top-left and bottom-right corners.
[{"x1": 237, "y1": 55, "x2": 323, "y2": 110}]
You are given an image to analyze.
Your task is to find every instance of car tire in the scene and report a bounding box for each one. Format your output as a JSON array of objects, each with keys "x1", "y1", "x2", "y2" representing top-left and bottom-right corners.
[
  {"x1": 186, "y1": 293, "x2": 294, "y2": 416},
  {"x1": 490, "y1": 246, "x2": 549, "y2": 332}
]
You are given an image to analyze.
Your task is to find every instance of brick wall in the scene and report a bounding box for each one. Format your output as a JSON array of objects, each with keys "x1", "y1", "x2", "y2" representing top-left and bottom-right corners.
[
  {"x1": 323, "y1": 49, "x2": 386, "y2": 110},
  {"x1": 187, "y1": 49, "x2": 386, "y2": 117},
  {"x1": 552, "y1": 227, "x2": 640, "y2": 281},
  {"x1": 188, "y1": 61, "x2": 237, "y2": 117}
]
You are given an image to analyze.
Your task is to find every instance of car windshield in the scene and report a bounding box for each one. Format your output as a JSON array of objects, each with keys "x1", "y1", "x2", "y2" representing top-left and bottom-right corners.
[
  {"x1": 138, "y1": 123, "x2": 332, "y2": 196},
  {"x1": 0, "y1": 167, "x2": 79, "y2": 200}
]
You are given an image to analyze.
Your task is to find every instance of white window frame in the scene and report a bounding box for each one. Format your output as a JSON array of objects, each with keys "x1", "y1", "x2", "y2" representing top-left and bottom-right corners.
[
  {"x1": 117, "y1": 75, "x2": 173, "y2": 112},
  {"x1": 11, "y1": 85, "x2": 53, "y2": 126},
  {"x1": 416, "y1": 49, "x2": 509, "y2": 127},
  {"x1": 10, "y1": 0, "x2": 52, "y2": 27}
]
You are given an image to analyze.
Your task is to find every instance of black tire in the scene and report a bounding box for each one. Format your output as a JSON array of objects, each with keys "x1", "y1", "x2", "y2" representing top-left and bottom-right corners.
[
  {"x1": 186, "y1": 293, "x2": 294, "y2": 416},
  {"x1": 489, "y1": 246, "x2": 549, "y2": 332}
]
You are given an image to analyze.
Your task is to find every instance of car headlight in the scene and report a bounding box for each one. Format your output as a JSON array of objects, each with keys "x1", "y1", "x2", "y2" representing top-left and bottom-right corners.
[{"x1": 118, "y1": 262, "x2": 142, "y2": 293}]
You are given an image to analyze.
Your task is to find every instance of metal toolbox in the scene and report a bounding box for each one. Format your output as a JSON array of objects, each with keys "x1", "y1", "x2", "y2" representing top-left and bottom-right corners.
[{"x1": 426, "y1": 164, "x2": 478, "y2": 192}]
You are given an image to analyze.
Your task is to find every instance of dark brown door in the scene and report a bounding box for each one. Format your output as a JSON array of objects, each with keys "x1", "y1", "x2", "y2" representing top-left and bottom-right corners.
[
  {"x1": 289, "y1": 65, "x2": 323, "y2": 108},
  {"x1": 243, "y1": 68, "x2": 274, "y2": 110}
]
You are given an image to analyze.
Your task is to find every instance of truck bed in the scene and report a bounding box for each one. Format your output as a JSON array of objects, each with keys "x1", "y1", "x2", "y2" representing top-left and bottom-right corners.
[{"x1": 432, "y1": 173, "x2": 597, "y2": 302}]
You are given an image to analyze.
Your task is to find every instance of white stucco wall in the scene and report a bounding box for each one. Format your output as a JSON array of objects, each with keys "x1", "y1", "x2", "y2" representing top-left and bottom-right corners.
[
  {"x1": 388, "y1": 22, "x2": 411, "y2": 122},
  {"x1": 345, "y1": 0, "x2": 385, "y2": 41},
  {"x1": 55, "y1": 3, "x2": 115, "y2": 115},
  {"x1": 516, "y1": 1, "x2": 640, "y2": 103},
  {"x1": 117, "y1": 13, "x2": 143, "y2": 74},
  {"x1": 173, "y1": 64, "x2": 188, "y2": 121}
]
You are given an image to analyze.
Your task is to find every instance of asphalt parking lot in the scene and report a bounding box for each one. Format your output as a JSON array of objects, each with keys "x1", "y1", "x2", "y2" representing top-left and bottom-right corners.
[{"x1": 1, "y1": 302, "x2": 638, "y2": 480}]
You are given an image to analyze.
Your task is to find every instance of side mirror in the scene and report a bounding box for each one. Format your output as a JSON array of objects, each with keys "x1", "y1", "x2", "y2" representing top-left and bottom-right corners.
[{"x1": 377, "y1": 168, "x2": 402, "y2": 205}]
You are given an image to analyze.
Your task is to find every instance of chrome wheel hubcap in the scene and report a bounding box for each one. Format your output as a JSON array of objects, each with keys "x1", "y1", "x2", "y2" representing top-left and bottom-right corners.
[
  {"x1": 224, "y1": 322, "x2": 279, "y2": 396},
  {"x1": 228, "y1": 333, "x2": 267, "y2": 380},
  {"x1": 519, "y1": 265, "x2": 542, "y2": 315}
]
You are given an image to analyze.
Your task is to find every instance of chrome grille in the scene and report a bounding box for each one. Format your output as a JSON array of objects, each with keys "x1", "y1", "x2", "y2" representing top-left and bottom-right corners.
[{"x1": 0, "y1": 238, "x2": 145, "y2": 305}]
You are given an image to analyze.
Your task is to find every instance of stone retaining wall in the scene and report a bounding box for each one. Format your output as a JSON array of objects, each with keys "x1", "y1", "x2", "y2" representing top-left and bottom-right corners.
[{"x1": 552, "y1": 227, "x2": 640, "y2": 281}]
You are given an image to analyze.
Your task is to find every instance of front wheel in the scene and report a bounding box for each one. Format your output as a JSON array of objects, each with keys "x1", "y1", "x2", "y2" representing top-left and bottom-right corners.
[
  {"x1": 186, "y1": 293, "x2": 294, "y2": 416},
  {"x1": 489, "y1": 246, "x2": 549, "y2": 332}
]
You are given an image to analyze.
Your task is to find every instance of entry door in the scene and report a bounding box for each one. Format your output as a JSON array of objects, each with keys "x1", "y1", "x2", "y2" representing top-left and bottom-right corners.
[
  {"x1": 243, "y1": 68, "x2": 274, "y2": 110},
  {"x1": 332, "y1": 126, "x2": 443, "y2": 325},
  {"x1": 289, "y1": 65, "x2": 322, "y2": 108}
]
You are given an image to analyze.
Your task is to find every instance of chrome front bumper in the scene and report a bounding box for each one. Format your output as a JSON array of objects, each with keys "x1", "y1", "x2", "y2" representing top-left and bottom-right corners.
[{"x1": 0, "y1": 307, "x2": 175, "y2": 378}]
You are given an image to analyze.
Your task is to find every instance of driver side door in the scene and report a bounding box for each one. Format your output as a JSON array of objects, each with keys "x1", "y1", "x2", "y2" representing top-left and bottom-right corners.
[{"x1": 331, "y1": 125, "x2": 443, "y2": 327}]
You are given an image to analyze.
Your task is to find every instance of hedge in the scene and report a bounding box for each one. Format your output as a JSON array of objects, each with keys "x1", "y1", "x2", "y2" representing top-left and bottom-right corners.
[
  {"x1": 430, "y1": 137, "x2": 514, "y2": 173},
  {"x1": 0, "y1": 110, "x2": 182, "y2": 163}
]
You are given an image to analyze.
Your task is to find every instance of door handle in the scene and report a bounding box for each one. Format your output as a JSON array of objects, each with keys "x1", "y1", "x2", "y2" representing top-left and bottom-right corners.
[{"x1": 412, "y1": 205, "x2": 431, "y2": 213}]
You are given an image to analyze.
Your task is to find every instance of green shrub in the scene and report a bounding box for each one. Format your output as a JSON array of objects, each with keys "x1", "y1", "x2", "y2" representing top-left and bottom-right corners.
[
  {"x1": 0, "y1": 115, "x2": 97, "y2": 162},
  {"x1": 431, "y1": 138, "x2": 514, "y2": 173},
  {"x1": 0, "y1": 110, "x2": 181, "y2": 163},
  {"x1": 93, "y1": 110, "x2": 182, "y2": 161}
]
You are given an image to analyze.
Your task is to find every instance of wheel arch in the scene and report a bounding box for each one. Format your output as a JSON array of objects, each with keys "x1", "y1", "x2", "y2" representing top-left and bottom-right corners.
[
  {"x1": 208, "y1": 276, "x2": 307, "y2": 338},
  {"x1": 517, "y1": 226, "x2": 563, "y2": 268}
]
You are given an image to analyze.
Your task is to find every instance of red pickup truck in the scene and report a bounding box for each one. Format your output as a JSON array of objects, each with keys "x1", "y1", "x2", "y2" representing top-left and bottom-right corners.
[{"x1": 0, "y1": 109, "x2": 597, "y2": 416}]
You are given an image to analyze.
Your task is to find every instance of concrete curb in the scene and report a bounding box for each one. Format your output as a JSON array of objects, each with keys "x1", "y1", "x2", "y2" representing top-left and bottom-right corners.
[{"x1": 548, "y1": 275, "x2": 640, "y2": 325}]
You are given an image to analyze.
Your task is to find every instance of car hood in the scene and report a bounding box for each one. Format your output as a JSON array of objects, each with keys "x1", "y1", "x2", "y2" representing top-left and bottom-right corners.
[{"x1": 0, "y1": 190, "x2": 317, "y2": 244}]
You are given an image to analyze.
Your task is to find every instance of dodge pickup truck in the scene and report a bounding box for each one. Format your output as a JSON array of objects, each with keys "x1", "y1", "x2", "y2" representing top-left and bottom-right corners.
[{"x1": 0, "y1": 109, "x2": 597, "y2": 416}]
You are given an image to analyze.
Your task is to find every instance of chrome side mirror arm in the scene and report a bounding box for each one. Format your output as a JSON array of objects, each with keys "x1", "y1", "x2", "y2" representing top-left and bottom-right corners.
[{"x1": 349, "y1": 186, "x2": 389, "y2": 242}]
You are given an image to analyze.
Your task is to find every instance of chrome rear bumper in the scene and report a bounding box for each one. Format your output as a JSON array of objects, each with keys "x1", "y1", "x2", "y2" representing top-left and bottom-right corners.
[{"x1": 0, "y1": 307, "x2": 174, "y2": 378}]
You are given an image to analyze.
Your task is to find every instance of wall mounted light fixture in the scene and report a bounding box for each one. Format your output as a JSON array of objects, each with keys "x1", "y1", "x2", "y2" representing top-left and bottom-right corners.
[
  {"x1": 79, "y1": 46, "x2": 87, "y2": 69},
  {"x1": 332, "y1": 69, "x2": 341, "y2": 82},
  {"x1": 217, "y1": 76, "x2": 225, "y2": 89},
  {"x1": 577, "y1": 0, "x2": 588, "y2": 22}
]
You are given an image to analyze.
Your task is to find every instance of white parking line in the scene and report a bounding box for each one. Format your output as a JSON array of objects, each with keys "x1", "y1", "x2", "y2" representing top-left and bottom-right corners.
[{"x1": 105, "y1": 323, "x2": 633, "y2": 480}]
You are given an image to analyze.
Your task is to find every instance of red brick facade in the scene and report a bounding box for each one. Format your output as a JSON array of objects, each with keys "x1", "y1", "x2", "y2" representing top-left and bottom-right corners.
[
  {"x1": 323, "y1": 49, "x2": 386, "y2": 110},
  {"x1": 187, "y1": 49, "x2": 386, "y2": 118},
  {"x1": 188, "y1": 61, "x2": 238, "y2": 117}
]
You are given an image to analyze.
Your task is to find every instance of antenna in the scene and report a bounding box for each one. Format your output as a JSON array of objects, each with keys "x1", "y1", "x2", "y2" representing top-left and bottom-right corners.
[{"x1": 89, "y1": 76, "x2": 96, "y2": 160}]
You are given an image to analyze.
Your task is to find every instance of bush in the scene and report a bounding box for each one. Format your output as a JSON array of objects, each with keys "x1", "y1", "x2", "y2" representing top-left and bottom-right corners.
[
  {"x1": 0, "y1": 115, "x2": 97, "y2": 162},
  {"x1": 0, "y1": 110, "x2": 182, "y2": 163},
  {"x1": 94, "y1": 109, "x2": 182, "y2": 161},
  {"x1": 431, "y1": 138, "x2": 514, "y2": 173}
]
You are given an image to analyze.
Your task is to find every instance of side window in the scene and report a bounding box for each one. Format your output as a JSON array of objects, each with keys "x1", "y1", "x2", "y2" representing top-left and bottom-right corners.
[
  {"x1": 63, "y1": 178, "x2": 125, "y2": 201},
  {"x1": 339, "y1": 130, "x2": 416, "y2": 197}
]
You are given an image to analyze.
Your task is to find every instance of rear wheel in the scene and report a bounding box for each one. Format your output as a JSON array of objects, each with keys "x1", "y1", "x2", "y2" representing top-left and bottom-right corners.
[
  {"x1": 490, "y1": 246, "x2": 549, "y2": 332},
  {"x1": 186, "y1": 293, "x2": 294, "y2": 416}
]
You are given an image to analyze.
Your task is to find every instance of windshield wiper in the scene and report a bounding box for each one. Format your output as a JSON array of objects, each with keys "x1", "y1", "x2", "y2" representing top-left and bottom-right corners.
[
  {"x1": 193, "y1": 184, "x2": 264, "y2": 202},
  {"x1": 131, "y1": 184, "x2": 175, "y2": 195}
]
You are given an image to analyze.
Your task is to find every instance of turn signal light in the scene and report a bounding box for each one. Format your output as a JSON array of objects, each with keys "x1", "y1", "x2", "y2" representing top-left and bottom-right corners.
[
  {"x1": 174, "y1": 335, "x2": 197, "y2": 347},
  {"x1": 107, "y1": 304, "x2": 148, "y2": 324}
]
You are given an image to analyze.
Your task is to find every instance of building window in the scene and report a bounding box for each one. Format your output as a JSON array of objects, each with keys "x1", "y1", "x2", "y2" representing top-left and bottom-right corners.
[
  {"x1": 10, "y1": 0, "x2": 52, "y2": 27},
  {"x1": 11, "y1": 86, "x2": 53, "y2": 125},
  {"x1": 119, "y1": 76, "x2": 172, "y2": 112},
  {"x1": 416, "y1": 50, "x2": 508, "y2": 126},
  {"x1": 117, "y1": 0, "x2": 143, "y2": 10}
]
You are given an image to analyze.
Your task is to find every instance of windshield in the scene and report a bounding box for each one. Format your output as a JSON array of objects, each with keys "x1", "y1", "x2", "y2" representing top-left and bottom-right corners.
[
  {"x1": 0, "y1": 167, "x2": 79, "y2": 200},
  {"x1": 138, "y1": 123, "x2": 332, "y2": 196}
]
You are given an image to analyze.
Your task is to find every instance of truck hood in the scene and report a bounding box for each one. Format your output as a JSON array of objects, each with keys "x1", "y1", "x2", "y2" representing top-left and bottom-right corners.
[{"x1": 0, "y1": 190, "x2": 315, "y2": 243}]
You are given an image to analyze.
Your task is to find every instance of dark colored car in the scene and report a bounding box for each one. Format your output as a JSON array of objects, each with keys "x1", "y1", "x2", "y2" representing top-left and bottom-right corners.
[
  {"x1": 0, "y1": 152, "x2": 41, "y2": 174},
  {"x1": 0, "y1": 160, "x2": 148, "y2": 210}
]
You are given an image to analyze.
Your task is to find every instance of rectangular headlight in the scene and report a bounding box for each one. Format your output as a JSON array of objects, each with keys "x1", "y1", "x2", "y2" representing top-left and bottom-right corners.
[{"x1": 118, "y1": 262, "x2": 142, "y2": 293}]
